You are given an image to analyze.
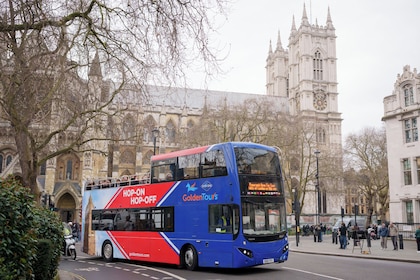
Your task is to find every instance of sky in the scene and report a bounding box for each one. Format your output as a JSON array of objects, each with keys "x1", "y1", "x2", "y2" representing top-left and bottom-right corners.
[{"x1": 188, "y1": 0, "x2": 420, "y2": 138}]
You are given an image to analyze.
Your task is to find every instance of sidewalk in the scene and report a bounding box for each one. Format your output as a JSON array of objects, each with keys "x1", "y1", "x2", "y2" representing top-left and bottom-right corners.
[{"x1": 289, "y1": 234, "x2": 420, "y2": 263}]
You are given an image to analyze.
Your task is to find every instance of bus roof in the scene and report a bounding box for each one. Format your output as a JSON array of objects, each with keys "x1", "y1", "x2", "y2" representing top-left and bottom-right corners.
[
  {"x1": 150, "y1": 142, "x2": 277, "y2": 162},
  {"x1": 151, "y1": 145, "x2": 210, "y2": 161}
]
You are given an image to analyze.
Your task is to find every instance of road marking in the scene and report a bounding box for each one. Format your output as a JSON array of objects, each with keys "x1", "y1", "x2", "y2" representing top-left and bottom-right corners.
[
  {"x1": 125, "y1": 263, "x2": 185, "y2": 280},
  {"x1": 284, "y1": 267, "x2": 345, "y2": 280}
]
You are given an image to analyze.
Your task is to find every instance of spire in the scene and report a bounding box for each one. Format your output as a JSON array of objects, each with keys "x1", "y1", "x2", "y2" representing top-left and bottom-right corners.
[
  {"x1": 88, "y1": 51, "x2": 102, "y2": 77},
  {"x1": 291, "y1": 15, "x2": 297, "y2": 32},
  {"x1": 326, "y1": 7, "x2": 335, "y2": 30},
  {"x1": 276, "y1": 30, "x2": 283, "y2": 51},
  {"x1": 301, "y1": 3, "x2": 310, "y2": 26},
  {"x1": 268, "y1": 40, "x2": 273, "y2": 55}
]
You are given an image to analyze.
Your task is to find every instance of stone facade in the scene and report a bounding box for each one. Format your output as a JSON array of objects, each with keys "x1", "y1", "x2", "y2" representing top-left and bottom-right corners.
[
  {"x1": 0, "y1": 5, "x2": 343, "y2": 225},
  {"x1": 383, "y1": 65, "x2": 420, "y2": 224}
]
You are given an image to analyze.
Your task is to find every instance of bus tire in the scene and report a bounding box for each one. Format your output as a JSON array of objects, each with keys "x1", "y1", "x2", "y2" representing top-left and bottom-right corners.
[
  {"x1": 102, "y1": 241, "x2": 114, "y2": 262},
  {"x1": 183, "y1": 245, "x2": 198, "y2": 271}
]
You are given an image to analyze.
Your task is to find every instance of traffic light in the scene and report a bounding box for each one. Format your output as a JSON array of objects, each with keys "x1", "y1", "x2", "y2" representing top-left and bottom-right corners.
[{"x1": 41, "y1": 194, "x2": 48, "y2": 207}]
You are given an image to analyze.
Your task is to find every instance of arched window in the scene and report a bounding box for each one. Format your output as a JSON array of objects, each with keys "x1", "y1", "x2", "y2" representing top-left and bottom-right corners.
[
  {"x1": 313, "y1": 51, "x2": 323, "y2": 80},
  {"x1": 66, "y1": 160, "x2": 73, "y2": 180},
  {"x1": 6, "y1": 155, "x2": 12, "y2": 166},
  {"x1": 316, "y1": 127, "x2": 326, "y2": 143},
  {"x1": 120, "y1": 149, "x2": 135, "y2": 164},
  {"x1": 166, "y1": 120, "x2": 176, "y2": 143},
  {"x1": 403, "y1": 85, "x2": 414, "y2": 107},
  {"x1": 0, "y1": 154, "x2": 3, "y2": 172},
  {"x1": 123, "y1": 114, "x2": 136, "y2": 140},
  {"x1": 143, "y1": 115, "x2": 156, "y2": 142}
]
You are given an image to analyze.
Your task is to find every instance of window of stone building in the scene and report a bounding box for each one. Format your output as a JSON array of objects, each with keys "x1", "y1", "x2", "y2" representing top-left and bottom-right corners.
[
  {"x1": 123, "y1": 115, "x2": 135, "y2": 140},
  {"x1": 403, "y1": 85, "x2": 414, "y2": 107},
  {"x1": 405, "y1": 201, "x2": 414, "y2": 224},
  {"x1": 402, "y1": 158, "x2": 412, "y2": 185},
  {"x1": 143, "y1": 116, "x2": 157, "y2": 143},
  {"x1": 313, "y1": 51, "x2": 323, "y2": 80},
  {"x1": 404, "y1": 118, "x2": 418, "y2": 143},
  {"x1": 416, "y1": 157, "x2": 420, "y2": 185},
  {"x1": 6, "y1": 155, "x2": 12, "y2": 166},
  {"x1": 57, "y1": 154, "x2": 80, "y2": 181},
  {"x1": 316, "y1": 127, "x2": 326, "y2": 143},
  {"x1": 166, "y1": 120, "x2": 176, "y2": 144},
  {"x1": 120, "y1": 149, "x2": 135, "y2": 164}
]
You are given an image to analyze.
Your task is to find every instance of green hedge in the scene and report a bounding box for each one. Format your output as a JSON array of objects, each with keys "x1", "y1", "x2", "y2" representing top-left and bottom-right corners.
[{"x1": 0, "y1": 177, "x2": 63, "y2": 280}]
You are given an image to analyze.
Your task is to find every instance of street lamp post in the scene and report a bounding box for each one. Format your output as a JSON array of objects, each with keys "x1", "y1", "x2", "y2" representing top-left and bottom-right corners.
[
  {"x1": 292, "y1": 188, "x2": 300, "y2": 247},
  {"x1": 152, "y1": 128, "x2": 160, "y2": 155},
  {"x1": 314, "y1": 150, "x2": 321, "y2": 225}
]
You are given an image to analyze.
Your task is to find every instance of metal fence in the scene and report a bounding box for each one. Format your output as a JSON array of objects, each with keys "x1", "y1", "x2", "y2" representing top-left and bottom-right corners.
[{"x1": 395, "y1": 223, "x2": 420, "y2": 239}]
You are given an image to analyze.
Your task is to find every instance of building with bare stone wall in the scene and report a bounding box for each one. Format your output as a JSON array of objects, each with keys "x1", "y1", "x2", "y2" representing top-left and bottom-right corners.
[{"x1": 0, "y1": 5, "x2": 343, "y2": 225}]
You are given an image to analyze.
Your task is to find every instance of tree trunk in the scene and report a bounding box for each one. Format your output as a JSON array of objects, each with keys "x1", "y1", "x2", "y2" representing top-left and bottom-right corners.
[{"x1": 14, "y1": 129, "x2": 39, "y2": 199}]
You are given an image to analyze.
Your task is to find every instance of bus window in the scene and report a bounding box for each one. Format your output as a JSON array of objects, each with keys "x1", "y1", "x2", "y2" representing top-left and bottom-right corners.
[
  {"x1": 209, "y1": 204, "x2": 239, "y2": 235},
  {"x1": 151, "y1": 159, "x2": 176, "y2": 182},
  {"x1": 178, "y1": 154, "x2": 200, "y2": 179},
  {"x1": 201, "y1": 150, "x2": 227, "y2": 178}
]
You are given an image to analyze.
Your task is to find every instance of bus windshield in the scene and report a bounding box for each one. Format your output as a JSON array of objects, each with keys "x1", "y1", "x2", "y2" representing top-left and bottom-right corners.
[
  {"x1": 235, "y1": 147, "x2": 286, "y2": 240},
  {"x1": 242, "y1": 200, "x2": 286, "y2": 237}
]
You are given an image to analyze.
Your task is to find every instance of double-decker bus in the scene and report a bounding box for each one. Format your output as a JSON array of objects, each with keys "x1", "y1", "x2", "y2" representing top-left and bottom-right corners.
[{"x1": 81, "y1": 142, "x2": 289, "y2": 270}]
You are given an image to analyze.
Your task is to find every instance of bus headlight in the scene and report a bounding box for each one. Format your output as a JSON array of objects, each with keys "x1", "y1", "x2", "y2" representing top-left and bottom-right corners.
[
  {"x1": 282, "y1": 243, "x2": 289, "y2": 253},
  {"x1": 238, "y1": 248, "x2": 253, "y2": 258}
]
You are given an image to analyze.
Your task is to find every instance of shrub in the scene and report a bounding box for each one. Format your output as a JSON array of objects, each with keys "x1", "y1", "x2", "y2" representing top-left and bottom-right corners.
[
  {"x1": 33, "y1": 239, "x2": 53, "y2": 280},
  {"x1": 0, "y1": 177, "x2": 37, "y2": 279},
  {"x1": 33, "y1": 208, "x2": 63, "y2": 280},
  {"x1": 0, "y1": 177, "x2": 62, "y2": 280}
]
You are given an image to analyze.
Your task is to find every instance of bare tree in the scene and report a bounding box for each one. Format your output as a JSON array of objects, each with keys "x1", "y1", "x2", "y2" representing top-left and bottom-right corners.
[
  {"x1": 0, "y1": 0, "x2": 227, "y2": 198},
  {"x1": 344, "y1": 126, "x2": 388, "y2": 224}
]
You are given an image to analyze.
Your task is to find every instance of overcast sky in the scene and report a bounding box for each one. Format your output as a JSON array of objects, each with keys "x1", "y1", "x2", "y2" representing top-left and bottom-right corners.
[{"x1": 188, "y1": 0, "x2": 420, "y2": 138}]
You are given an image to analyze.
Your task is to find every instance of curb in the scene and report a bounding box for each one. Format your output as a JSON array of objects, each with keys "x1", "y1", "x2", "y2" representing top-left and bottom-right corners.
[{"x1": 290, "y1": 248, "x2": 420, "y2": 264}]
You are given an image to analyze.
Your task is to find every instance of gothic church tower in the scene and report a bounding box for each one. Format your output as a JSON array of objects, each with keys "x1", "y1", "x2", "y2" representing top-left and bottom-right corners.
[
  {"x1": 266, "y1": 5, "x2": 342, "y2": 151},
  {"x1": 266, "y1": 5, "x2": 343, "y2": 220}
]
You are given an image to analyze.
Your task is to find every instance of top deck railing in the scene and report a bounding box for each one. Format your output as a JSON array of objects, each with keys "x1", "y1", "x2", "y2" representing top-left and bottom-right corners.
[{"x1": 85, "y1": 173, "x2": 150, "y2": 190}]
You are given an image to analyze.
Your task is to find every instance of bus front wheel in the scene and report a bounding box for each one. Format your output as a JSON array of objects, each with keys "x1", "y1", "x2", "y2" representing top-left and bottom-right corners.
[
  {"x1": 102, "y1": 241, "x2": 114, "y2": 262},
  {"x1": 183, "y1": 245, "x2": 198, "y2": 271}
]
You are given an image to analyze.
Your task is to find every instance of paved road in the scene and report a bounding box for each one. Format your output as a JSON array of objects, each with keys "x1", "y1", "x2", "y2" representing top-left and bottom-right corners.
[{"x1": 59, "y1": 234, "x2": 420, "y2": 279}]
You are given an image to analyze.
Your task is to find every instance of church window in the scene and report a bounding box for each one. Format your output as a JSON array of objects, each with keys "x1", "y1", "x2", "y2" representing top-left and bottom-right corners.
[
  {"x1": 143, "y1": 116, "x2": 157, "y2": 142},
  {"x1": 403, "y1": 85, "x2": 414, "y2": 107},
  {"x1": 123, "y1": 115, "x2": 136, "y2": 140},
  {"x1": 120, "y1": 150, "x2": 135, "y2": 164},
  {"x1": 313, "y1": 51, "x2": 323, "y2": 80},
  {"x1": 66, "y1": 160, "x2": 73, "y2": 180},
  {"x1": 40, "y1": 162, "x2": 46, "y2": 175},
  {"x1": 404, "y1": 118, "x2": 418, "y2": 143},
  {"x1": 402, "y1": 158, "x2": 412, "y2": 185},
  {"x1": 6, "y1": 155, "x2": 12, "y2": 166},
  {"x1": 166, "y1": 120, "x2": 176, "y2": 144},
  {"x1": 316, "y1": 127, "x2": 326, "y2": 143}
]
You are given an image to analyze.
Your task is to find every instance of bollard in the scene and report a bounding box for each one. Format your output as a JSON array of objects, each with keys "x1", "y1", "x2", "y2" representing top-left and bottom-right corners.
[
  {"x1": 399, "y1": 234, "x2": 404, "y2": 249},
  {"x1": 366, "y1": 232, "x2": 371, "y2": 247}
]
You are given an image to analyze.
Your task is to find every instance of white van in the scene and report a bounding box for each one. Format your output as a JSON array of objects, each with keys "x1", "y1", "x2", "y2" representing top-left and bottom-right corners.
[{"x1": 332, "y1": 217, "x2": 367, "y2": 239}]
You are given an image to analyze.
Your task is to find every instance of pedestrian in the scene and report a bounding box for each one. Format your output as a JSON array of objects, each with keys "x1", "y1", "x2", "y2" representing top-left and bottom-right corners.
[
  {"x1": 415, "y1": 225, "x2": 420, "y2": 253},
  {"x1": 339, "y1": 222, "x2": 347, "y2": 249},
  {"x1": 71, "y1": 221, "x2": 80, "y2": 242},
  {"x1": 388, "y1": 222, "x2": 399, "y2": 250},
  {"x1": 379, "y1": 222, "x2": 389, "y2": 250}
]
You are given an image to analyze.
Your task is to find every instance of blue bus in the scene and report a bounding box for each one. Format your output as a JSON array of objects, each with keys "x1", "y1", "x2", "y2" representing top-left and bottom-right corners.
[{"x1": 81, "y1": 142, "x2": 289, "y2": 270}]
